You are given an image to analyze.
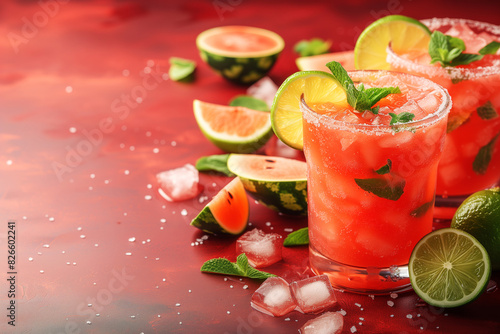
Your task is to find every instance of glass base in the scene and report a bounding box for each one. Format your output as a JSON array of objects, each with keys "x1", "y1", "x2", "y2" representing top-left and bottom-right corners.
[{"x1": 309, "y1": 245, "x2": 412, "y2": 295}]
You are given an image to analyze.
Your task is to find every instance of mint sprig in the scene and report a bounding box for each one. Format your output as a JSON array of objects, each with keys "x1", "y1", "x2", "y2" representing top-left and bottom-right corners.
[
  {"x1": 200, "y1": 253, "x2": 276, "y2": 279},
  {"x1": 428, "y1": 31, "x2": 483, "y2": 67},
  {"x1": 283, "y1": 227, "x2": 309, "y2": 247},
  {"x1": 326, "y1": 61, "x2": 401, "y2": 114}
]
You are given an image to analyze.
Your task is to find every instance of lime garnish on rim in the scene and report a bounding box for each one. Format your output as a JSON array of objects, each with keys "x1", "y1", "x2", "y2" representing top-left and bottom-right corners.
[
  {"x1": 354, "y1": 15, "x2": 431, "y2": 70},
  {"x1": 409, "y1": 228, "x2": 491, "y2": 308}
]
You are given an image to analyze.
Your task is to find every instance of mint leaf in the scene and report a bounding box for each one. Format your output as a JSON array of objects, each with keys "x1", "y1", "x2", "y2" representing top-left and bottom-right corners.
[
  {"x1": 201, "y1": 253, "x2": 276, "y2": 279},
  {"x1": 389, "y1": 112, "x2": 416, "y2": 125},
  {"x1": 375, "y1": 159, "x2": 392, "y2": 175},
  {"x1": 411, "y1": 199, "x2": 434, "y2": 218},
  {"x1": 477, "y1": 101, "x2": 498, "y2": 120},
  {"x1": 229, "y1": 95, "x2": 269, "y2": 111},
  {"x1": 294, "y1": 38, "x2": 331, "y2": 57},
  {"x1": 447, "y1": 36, "x2": 466, "y2": 51},
  {"x1": 201, "y1": 258, "x2": 243, "y2": 276},
  {"x1": 169, "y1": 57, "x2": 196, "y2": 82},
  {"x1": 473, "y1": 133, "x2": 500, "y2": 175},
  {"x1": 479, "y1": 41, "x2": 500, "y2": 55},
  {"x1": 429, "y1": 31, "x2": 450, "y2": 65},
  {"x1": 283, "y1": 227, "x2": 309, "y2": 247},
  {"x1": 354, "y1": 178, "x2": 405, "y2": 201},
  {"x1": 326, "y1": 61, "x2": 401, "y2": 114},
  {"x1": 449, "y1": 53, "x2": 483, "y2": 66},
  {"x1": 195, "y1": 154, "x2": 233, "y2": 176}
]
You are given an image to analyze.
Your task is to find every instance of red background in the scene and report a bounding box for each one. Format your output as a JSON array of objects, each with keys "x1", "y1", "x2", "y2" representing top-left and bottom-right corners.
[{"x1": 1, "y1": 0, "x2": 499, "y2": 333}]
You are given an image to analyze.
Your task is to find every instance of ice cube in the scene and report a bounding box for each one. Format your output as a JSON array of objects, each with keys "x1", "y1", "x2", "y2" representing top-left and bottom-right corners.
[
  {"x1": 247, "y1": 76, "x2": 278, "y2": 109},
  {"x1": 236, "y1": 229, "x2": 282, "y2": 268},
  {"x1": 250, "y1": 277, "x2": 297, "y2": 317},
  {"x1": 156, "y1": 164, "x2": 200, "y2": 202},
  {"x1": 291, "y1": 275, "x2": 338, "y2": 314},
  {"x1": 299, "y1": 311, "x2": 344, "y2": 334}
]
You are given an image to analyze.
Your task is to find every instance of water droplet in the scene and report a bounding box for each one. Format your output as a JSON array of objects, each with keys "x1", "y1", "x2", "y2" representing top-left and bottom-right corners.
[
  {"x1": 128, "y1": 237, "x2": 136, "y2": 242},
  {"x1": 125, "y1": 252, "x2": 132, "y2": 256},
  {"x1": 65, "y1": 86, "x2": 73, "y2": 93},
  {"x1": 145, "y1": 195, "x2": 152, "y2": 200},
  {"x1": 40, "y1": 270, "x2": 44, "y2": 274},
  {"x1": 28, "y1": 257, "x2": 33, "y2": 262},
  {"x1": 80, "y1": 235, "x2": 86, "y2": 239}
]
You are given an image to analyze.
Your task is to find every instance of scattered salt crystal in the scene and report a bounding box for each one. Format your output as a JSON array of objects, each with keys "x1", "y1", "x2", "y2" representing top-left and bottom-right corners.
[
  {"x1": 181, "y1": 209, "x2": 188, "y2": 216},
  {"x1": 69, "y1": 127, "x2": 77, "y2": 133},
  {"x1": 48, "y1": 217, "x2": 55, "y2": 222},
  {"x1": 339, "y1": 309, "x2": 347, "y2": 316},
  {"x1": 236, "y1": 229, "x2": 282, "y2": 268},
  {"x1": 128, "y1": 237, "x2": 136, "y2": 242},
  {"x1": 291, "y1": 275, "x2": 337, "y2": 314},
  {"x1": 354, "y1": 303, "x2": 362, "y2": 308},
  {"x1": 157, "y1": 164, "x2": 200, "y2": 202},
  {"x1": 284, "y1": 318, "x2": 290, "y2": 321},
  {"x1": 299, "y1": 312, "x2": 344, "y2": 334},
  {"x1": 43, "y1": 244, "x2": 49, "y2": 248},
  {"x1": 124, "y1": 170, "x2": 130, "y2": 175},
  {"x1": 125, "y1": 252, "x2": 132, "y2": 256},
  {"x1": 359, "y1": 317, "x2": 364, "y2": 321},
  {"x1": 406, "y1": 314, "x2": 413, "y2": 319},
  {"x1": 28, "y1": 257, "x2": 33, "y2": 261},
  {"x1": 284, "y1": 228, "x2": 293, "y2": 232},
  {"x1": 145, "y1": 195, "x2": 152, "y2": 200},
  {"x1": 40, "y1": 270, "x2": 44, "y2": 274},
  {"x1": 387, "y1": 301, "x2": 394, "y2": 307},
  {"x1": 390, "y1": 293, "x2": 398, "y2": 299},
  {"x1": 350, "y1": 325, "x2": 357, "y2": 333},
  {"x1": 243, "y1": 285, "x2": 249, "y2": 290},
  {"x1": 175, "y1": 303, "x2": 181, "y2": 307},
  {"x1": 77, "y1": 227, "x2": 82, "y2": 231},
  {"x1": 251, "y1": 277, "x2": 297, "y2": 317},
  {"x1": 227, "y1": 311, "x2": 231, "y2": 314},
  {"x1": 390, "y1": 314, "x2": 394, "y2": 318},
  {"x1": 80, "y1": 235, "x2": 86, "y2": 239},
  {"x1": 90, "y1": 174, "x2": 96, "y2": 179}
]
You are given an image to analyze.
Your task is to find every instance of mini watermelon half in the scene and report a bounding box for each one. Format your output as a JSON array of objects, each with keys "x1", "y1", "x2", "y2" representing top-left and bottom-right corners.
[
  {"x1": 190, "y1": 177, "x2": 249, "y2": 235},
  {"x1": 227, "y1": 154, "x2": 308, "y2": 216},
  {"x1": 193, "y1": 99, "x2": 273, "y2": 153},
  {"x1": 196, "y1": 26, "x2": 284, "y2": 85}
]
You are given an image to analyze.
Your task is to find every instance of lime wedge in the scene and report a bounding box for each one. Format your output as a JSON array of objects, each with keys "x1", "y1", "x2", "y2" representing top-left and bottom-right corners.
[
  {"x1": 409, "y1": 228, "x2": 491, "y2": 308},
  {"x1": 354, "y1": 15, "x2": 431, "y2": 70},
  {"x1": 270, "y1": 71, "x2": 348, "y2": 150}
]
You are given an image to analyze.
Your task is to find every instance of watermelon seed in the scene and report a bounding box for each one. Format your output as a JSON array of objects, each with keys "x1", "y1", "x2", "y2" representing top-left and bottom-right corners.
[
  {"x1": 228, "y1": 191, "x2": 234, "y2": 199},
  {"x1": 265, "y1": 159, "x2": 276, "y2": 163}
]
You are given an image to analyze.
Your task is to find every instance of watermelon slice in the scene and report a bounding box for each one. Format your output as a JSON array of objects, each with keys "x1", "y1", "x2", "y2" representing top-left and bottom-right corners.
[
  {"x1": 295, "y1": 50, "x2": 354, "y2": 71},
  {"x1": 227, "y1": 154, "x2": 308, "y2": 216},
  {"x1": 196, "y1": 26, "x2": 284, "y2": 85},
  {"x1": 190, "y1": 178, "x2": 249, "y2": 235},
  {"x1": 193, "y1": 99, "x2": 273, "y2": 153}
]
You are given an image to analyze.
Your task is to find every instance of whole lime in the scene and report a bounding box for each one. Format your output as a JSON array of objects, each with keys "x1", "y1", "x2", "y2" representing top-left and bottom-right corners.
[{"x1": 451, "y1": 187, "x2": 500, "y2": 270}]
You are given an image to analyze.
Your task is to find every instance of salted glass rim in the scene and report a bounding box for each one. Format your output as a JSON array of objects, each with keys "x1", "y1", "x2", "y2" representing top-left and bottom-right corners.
[
  {"x1": 386, "y1": 18, "x2": 500, "y2": 80},
  {"x1": 300, "y1": 70, "x2": 451, "y2": 133}
]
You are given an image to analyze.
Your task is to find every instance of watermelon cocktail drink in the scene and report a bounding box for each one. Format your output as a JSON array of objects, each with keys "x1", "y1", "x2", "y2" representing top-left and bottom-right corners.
[
  {"x1": 302, "y1": 70, "x2": 451, "y2": 294},
  {"x1": 387, "y1": 18, "x2": 500, "y2": 209}
]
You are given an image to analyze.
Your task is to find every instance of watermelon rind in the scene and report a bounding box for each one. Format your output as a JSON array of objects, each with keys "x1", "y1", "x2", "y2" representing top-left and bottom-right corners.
[
  {"x1": 227, "y1": 154, "x2": 308, "y2": 216},
  {"x1": 193, "y1": 100, "x2": 273, "y2": 153},
  {"x1": 190, "y1": 178, "x2": 249, "y2": 235},
  {"x1": 196, "y1": 26, "x2": 284, "y2": 85}
]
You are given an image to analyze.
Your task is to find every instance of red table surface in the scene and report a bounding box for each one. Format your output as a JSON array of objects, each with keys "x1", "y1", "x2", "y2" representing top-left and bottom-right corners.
[{"x1": 1, "y1": 0, "x2": 500, "y2": 333}]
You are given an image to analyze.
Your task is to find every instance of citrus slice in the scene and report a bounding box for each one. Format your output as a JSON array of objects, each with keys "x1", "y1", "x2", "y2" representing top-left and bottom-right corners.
[
  {"x1": 296, "y1": 50, "x2": 354, "y2": 71},
  {"x1": 409, "y1": 228, "x2": 491, "y2": 308},
  {"x1": 193, "y1": 99, "x2": 273, "y2": 153},
  {"x1": 227, "y1": 154, "x2": 307, "y2": 215},
  {"x1": 270, "y1": 71, "x2": 348, "y2": 150},
  {"x1": 354, "y1": 15, "x2": 431, "y2": 70},
  {"x1": 190, "y1": 177, "x2": 248, "y2": 235}
]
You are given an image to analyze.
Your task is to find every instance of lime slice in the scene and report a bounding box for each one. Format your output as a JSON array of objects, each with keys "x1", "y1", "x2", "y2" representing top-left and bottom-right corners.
[
  {"x1": 354, "y1": 15, "x2": 431, "y2": 70},
  {"x1": 409, "y1": 228, "x2": 491, "y2": 308},
  {"x1": 270, "y1": 71, "x2": 348, "y2": 150}
]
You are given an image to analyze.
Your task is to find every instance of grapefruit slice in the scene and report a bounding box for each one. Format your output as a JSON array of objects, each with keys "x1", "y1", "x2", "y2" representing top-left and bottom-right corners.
[
  {"x1": 227, "y1": 154, "x2": 307, "y2": 215},
  {"x1": 196, "y1": 26, "x2": 284, "y2": 84},
  {"x1": 296, "y1": 50, "x2": 354, "y2": 71},
  {"x1": 193, "y1": 99, "x2": 273, "y2": 153},
  {"x1": 190, "y1": 178, "x2": 248, "y2": 235}
]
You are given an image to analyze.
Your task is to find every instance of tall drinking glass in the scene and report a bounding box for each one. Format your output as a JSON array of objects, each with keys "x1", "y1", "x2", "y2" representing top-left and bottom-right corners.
[
  {"x1": 303, "y1": 70, "x2": 451, "y2": 294},
  {"x1": 387, "y1": 18, "x2": 500, "y2": 218}
]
